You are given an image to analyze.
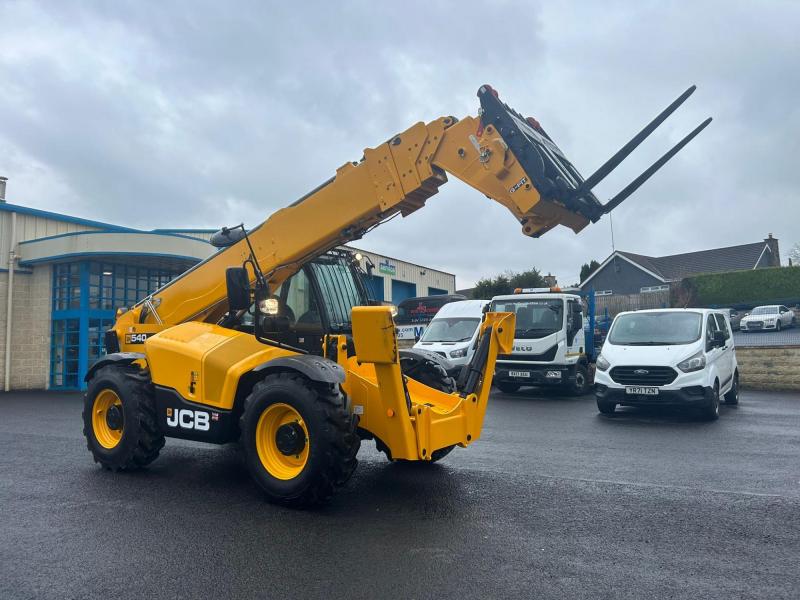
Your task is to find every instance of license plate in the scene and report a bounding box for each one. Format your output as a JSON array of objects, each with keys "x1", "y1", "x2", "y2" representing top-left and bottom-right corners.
[
  {"x1": 625, "y1": 386, "x2": 659, "y2": 395},
  {"x1": 509, "y1": 370, "x2": 530, "y2": 378}
]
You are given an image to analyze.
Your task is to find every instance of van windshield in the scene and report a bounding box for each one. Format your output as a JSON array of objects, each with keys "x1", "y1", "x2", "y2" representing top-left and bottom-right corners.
[
  {"x1": 420, "y1": 317, "x2": 481, "y2": 343},
  {"x1": 490, "y1": 298, "x2": 564, "y2": 339},
  {"x1": 608, "y1": 312, "x2": 702, "y2": 346}
]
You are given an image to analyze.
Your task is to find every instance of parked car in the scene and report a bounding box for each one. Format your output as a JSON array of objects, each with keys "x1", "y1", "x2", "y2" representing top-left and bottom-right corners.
[
  {"x1": 739, "y1": 305, "x2": 796, "y2": 332},
  {"x1": 413, "y1": 300, "x2": 489, "y2": 375},
  {"x1": 594, "y1": 308, "x2": 738, "y2": 420}
]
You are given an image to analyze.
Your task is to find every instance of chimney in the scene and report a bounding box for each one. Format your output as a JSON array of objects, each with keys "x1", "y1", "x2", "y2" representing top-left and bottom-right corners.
[
  {"x1": 0, "y1": 177, "x2": 6, "y2": 202},
  {"x1": 765, "y1": 233, "x2": 780, "y2": 267}
]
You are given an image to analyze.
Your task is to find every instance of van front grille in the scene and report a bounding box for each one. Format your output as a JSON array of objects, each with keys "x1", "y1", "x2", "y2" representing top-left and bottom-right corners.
[{"x1": 610, "y1": 366, "x2": 677, "y2": 386}]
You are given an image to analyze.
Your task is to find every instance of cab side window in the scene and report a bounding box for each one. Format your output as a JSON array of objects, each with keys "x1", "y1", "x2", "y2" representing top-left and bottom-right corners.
[
  {"x1": 713, "y1": 313, "x2": 730, "y2": 340},
  {"x1": 705, "y1": 314, "x2": 719, "y2": 348}
]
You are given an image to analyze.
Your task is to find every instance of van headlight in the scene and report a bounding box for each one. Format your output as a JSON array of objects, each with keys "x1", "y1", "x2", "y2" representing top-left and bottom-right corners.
[
  {"x1": 677, "y1": 350, "x2": 706, "y2": 373},
  {"x1": 450, "y1": 348, "x2": 468, "y2": 359},
  {"x1": 595, "y1": 354, "x2": 610, "y2": 372}
]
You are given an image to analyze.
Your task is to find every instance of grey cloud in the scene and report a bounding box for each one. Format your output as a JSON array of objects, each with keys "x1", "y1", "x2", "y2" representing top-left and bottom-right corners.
[{"x1": 1, "y1": 0, "x2": 798, "y2": 288}]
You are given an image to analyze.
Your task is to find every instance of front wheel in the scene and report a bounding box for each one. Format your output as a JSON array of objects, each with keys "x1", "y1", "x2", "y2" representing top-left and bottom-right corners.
[
  {"x1": 596, "y1": 397, "x2": 616, "y2": 414},
  {"x1": 496, "y1": 382, "x2": 520, "y2": 394},
  {"x1": 82, "y1": 365, "x2": 165, "y2": 471},
  {"x1": 568, "y1": 364, "x2": 591, "y2": 396},
  {"x1": 701, "y1": 382, "x2": 720, "y2": 421},
  {"x1": 776, "y1": 320, "x2": 782, "y2": 332},
  {"x1": 240, "y1": 372, "x2": 359, "y2": 507}
]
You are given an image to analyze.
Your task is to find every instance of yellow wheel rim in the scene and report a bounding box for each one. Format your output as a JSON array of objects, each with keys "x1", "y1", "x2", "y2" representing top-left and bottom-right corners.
[
  {"x1": 92, "y1": 389, "x2": 124, "y2": 449},
  {"x1": 255, "y1": 402, "x2": 309, "y2": 480}
]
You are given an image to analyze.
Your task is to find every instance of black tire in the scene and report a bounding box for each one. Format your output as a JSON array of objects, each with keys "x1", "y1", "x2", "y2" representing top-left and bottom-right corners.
[
  {"x1": 497, "y1": 382, "x2": 520, "y2": 394},
  {"x1": 724, "y1": 372, "x2": 740, "y2": 405},
  {"x1": 776, "y1": 320, "x2": 782, "y2": 332},
  {"x1": 701, "y1": 381, "x2": 720, "y2": 421},
  {"x1": 568, "y1": 364, "x2": 590, "y2": 396},
  {"x1": 239, "y1": 372, "x2": 359, "y2": 507},
  {"x1": 596, "y1": 397, "x2": 616, "y2": 414},
  {"x1": 82, "y1": 365, "x2": 164, "y2": 471}
]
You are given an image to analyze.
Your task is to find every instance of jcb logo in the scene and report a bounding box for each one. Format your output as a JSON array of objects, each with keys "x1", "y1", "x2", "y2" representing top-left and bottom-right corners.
[{"x1": 166, "y1": 408, "x2": 210, "y2": 431}]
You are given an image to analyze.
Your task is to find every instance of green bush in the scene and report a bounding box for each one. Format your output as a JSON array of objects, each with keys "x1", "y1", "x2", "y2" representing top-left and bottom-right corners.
[{"x1": 684, "y1": 267, "x2": 800, "y2": 307}]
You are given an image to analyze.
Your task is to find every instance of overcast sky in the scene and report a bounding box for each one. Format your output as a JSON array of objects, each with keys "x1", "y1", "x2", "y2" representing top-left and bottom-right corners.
[{"x1": 1, "y1": 1, "x2": 798, "y2": 287}]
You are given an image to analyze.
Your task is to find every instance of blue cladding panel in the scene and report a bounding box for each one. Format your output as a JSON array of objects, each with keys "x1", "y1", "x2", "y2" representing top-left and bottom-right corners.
[
  {"x1": 428, "y1": 287, "x2": 448, "y2": 295},
  {"x1": 391, "y1": 280, "x2": 417, "y2": 303}
]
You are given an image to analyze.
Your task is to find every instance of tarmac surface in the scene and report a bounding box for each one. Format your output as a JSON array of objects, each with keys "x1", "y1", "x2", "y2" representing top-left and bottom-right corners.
[{"x1": 1, "y1": 388, "x2": 799, "y2": 600}]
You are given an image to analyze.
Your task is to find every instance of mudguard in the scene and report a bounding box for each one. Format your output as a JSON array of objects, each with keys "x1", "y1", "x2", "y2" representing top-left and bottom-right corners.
[
  {"x1": 252, "y1": 355, "x2": 346, "y2": 385},
  {"x1": 84, "y1": 352, "x2": 146, "y2": 382}
]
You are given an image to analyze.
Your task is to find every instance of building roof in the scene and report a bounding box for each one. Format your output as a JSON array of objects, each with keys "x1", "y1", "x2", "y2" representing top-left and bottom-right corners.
[{"x1": 581, "y1": 239, "x2": 776, "y2": 288}]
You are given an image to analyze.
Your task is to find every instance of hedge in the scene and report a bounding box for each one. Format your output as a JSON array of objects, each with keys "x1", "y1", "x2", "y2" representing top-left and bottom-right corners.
[{"x1": 681, "y1": 266, "x2": 800, "y2": 307}]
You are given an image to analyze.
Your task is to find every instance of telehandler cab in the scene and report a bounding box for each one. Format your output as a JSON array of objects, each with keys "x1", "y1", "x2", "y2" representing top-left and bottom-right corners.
[{"x1": 83, "y1": 85, "x2": 710, "y2": 506}]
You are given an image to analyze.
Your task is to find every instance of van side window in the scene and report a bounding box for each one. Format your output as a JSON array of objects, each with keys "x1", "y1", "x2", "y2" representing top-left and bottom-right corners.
[{"x1": 713, "y1": 313, "x2": 730, "y2": 340}]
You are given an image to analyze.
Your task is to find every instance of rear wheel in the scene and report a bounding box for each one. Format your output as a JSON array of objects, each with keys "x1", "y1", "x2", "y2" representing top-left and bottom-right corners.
[
  {"x1": 240, "y1": 372, "x2": 359, "y2": 507},
  {"x1": 82, "y1": 365, "x2": 164, "y2": 471},
  {"x1": 497, "y1": 382, "x2": 520, "y2": 394},
  {"x1": 724, "y1": 372, "x2": 739, "y2": 405},
  {"x1": 701, "y1": 381, "x2": 720, "y2": 421}
]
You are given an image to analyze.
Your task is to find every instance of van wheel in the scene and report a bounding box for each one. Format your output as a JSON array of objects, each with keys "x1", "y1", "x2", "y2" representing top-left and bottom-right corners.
[
  {"x1": 497, "y1": 382, "x2": 520, "y2": 394},
  {"x1": 701, "y1": 382, "x2": 720, "y2": 421},
  {"x1": 596, "y1": 398, "x2": 616, "y2": 414},
  {"x1": 724, "y1": 372, "x2": 739, "y2": 405}
]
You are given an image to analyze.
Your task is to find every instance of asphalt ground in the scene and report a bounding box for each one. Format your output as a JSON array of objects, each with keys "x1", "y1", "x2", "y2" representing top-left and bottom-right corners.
[{"x1": 1, "y1": 388, "x2": 799, "y2": 600}]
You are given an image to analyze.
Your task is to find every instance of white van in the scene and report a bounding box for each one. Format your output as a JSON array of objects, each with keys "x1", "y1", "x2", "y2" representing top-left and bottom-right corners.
[
  {"x1": 413, "y1": 300, "x2": 489, "y2": 372},
  {"x1": 594, "y1": 308, "x2": 739, "y2": 420}
]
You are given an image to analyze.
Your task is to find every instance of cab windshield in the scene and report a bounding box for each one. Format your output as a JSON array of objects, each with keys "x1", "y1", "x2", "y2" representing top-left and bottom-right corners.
[
  {"x1": 608, "y1": 312, "x2": 702, "y2": 346},
  {"x1": 490, "y1": 298, "x2": 563, "y2": 339},
  {"x1": 420, "y1": 317, "x2": 480, "y2": 343}
]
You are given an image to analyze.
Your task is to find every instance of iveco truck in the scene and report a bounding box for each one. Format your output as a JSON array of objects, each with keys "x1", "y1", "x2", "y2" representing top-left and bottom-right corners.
[{"x1": 490, "y1": 288, "x2": 591, "y2": 395}]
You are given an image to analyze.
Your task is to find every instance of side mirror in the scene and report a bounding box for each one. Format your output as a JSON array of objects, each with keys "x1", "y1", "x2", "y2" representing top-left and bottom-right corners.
[
  {"x1": 211, "y1": 226, "x2": 247, "y2": 248},
  {"x1": 225, "y1": 267, "x2": 251, "y2": 311},
  {"x1": 713, "y1": 330, "x2": 725, "y2": 348}
]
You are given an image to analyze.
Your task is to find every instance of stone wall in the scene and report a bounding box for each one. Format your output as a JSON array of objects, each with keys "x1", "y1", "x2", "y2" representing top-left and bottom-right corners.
[
  {"x1": 0, "y1": 266, "x2": 52, "y2": 390},
  {"x1": 736, "y1": 345, "x2": 800, "y2": 392}
]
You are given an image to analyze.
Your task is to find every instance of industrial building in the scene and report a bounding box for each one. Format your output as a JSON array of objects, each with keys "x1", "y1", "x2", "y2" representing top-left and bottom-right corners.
[{"x1": 0, "y1": 196, "x2": 454, "y2": 391}]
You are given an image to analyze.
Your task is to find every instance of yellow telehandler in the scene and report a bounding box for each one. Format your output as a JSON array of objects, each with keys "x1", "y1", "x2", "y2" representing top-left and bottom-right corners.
[{"x1": 83, "y1": 85, "x2": 709, "y2": 506}]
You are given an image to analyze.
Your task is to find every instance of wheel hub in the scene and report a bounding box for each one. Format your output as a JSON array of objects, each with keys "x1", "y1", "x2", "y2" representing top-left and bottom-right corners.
[
  {"x1": 105, "y1": 404, "x2": 124, "y2": 430},
  {"x1": 275, "y1": 422, "x2": 306, "y2": 456}
]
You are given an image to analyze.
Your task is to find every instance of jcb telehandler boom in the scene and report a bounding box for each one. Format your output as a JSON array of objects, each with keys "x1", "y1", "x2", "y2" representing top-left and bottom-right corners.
[{"x1": 83, "y1": 85, "x2": 709, "y2": 506}]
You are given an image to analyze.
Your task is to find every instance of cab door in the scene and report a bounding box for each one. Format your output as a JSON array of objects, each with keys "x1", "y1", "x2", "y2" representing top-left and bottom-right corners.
[{"x1": 711, "y1": 313, "x2": 734, "y2": 391}]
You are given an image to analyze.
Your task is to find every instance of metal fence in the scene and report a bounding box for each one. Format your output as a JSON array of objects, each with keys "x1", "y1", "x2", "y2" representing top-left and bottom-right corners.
[{"x1": 733, "y1": 327, "x2": 800, "y2": 347}]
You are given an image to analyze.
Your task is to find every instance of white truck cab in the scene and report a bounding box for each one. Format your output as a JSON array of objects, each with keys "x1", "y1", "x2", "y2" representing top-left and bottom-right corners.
[
  {"x1": 413, "y1": 300, "x2": 489, "y2": 373},
  {"x1": 490, "y1": 289, "x2": 590, "y2": 395},
  {"x1": 594, "y1": 308, "x2": 739, "y2": 420}
]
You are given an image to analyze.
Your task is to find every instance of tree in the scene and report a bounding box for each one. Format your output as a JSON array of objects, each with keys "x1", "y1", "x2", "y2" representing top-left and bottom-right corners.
[
  {"x1": 789, "y1": 242, "x2": 800, "y2": 266},
  {"x1": 579, "y1": 259, "x2": 601, "y2": 283},
  {"x1": 472, "y1": 268, "x2": 545, "y2": 299}
]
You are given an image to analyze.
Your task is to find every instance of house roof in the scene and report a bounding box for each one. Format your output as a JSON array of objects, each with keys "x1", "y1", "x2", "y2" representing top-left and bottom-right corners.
[{"x1": 581, "y1": 240, "x2": 774, "y2": 288}]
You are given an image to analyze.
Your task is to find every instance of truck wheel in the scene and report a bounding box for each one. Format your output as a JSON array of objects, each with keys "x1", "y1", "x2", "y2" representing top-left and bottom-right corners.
[
  {"x1": 724, "y1": 372, "x2": 739, "y2": 405},
  {"x1": 497, "y1": 382, "x2": 520, "y2": 394},
  {"x1": 82, "y1": 365, "x2": 165, "y2": 471},
  {"x1": 240, "y1": 372, "x2": 359, "y2": 507},
  {"x1": 568, "y1": 364, "x2": 590, "y2": 396},
  {"x1": 701, "y1": 382, "x2": 720, "y2": 421},
  {"x1": 596, "y1": 397, "x2": 616, "y2": 414}
]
